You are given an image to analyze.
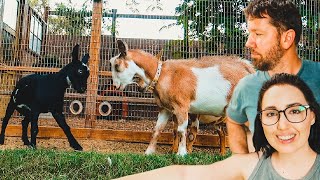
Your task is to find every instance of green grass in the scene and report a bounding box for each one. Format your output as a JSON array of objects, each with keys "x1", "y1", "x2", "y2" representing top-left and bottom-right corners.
[{"x1": 0, "y1": 148, "x2": 230, "y2": 179}]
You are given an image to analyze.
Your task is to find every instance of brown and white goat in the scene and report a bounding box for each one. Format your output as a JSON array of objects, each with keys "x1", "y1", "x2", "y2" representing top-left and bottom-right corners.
[
  {"x1": 133, "y1": 55, "x2": 229, "y2": 154},
  {"x1": 110, "y1": 40, "x2": 255, "y2": 156}
]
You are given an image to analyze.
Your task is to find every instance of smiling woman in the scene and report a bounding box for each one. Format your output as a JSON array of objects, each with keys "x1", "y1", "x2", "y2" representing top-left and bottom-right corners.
[
  {"x1": 116, "y1": 73, "x2": 320, "y2": 180},
  {"x1": 253, "y1": 74, "x2": 320, "y2": 158}
]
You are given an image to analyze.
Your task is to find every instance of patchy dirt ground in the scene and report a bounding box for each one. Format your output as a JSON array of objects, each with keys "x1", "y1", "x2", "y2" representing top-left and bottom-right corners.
[
  {"x1": 6, "y1": 116, "x2": 220, "y2": 134},
  {"x1": 0, "y1": 137, "x2": 220, "y2": 155},
  {"x1": 0, "y1": 117, "x2": 223, "y2": 155}
]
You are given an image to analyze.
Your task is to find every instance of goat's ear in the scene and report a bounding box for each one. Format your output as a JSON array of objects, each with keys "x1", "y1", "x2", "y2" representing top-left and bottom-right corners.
[
  {"x1": 155, "y1": 49, "x2": 163, "y2": 61},
  {"x1": 72, "y1": 44, "x2": 80, "y2": 62},
  {"x1": 117, "y1": 39, "x2": 128, "y2": 58},
  {"x1": 82, "y1": 53, "x2": 90, "y2": 64}
]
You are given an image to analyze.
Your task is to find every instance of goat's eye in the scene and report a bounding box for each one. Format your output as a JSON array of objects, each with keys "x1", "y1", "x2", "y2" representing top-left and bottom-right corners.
[{"x1": 78, "y1": 69, "x2": 83, "y2": 74}]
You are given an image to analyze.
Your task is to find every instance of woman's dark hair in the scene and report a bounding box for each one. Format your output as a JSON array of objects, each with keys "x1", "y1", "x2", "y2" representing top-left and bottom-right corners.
[
  {"x1": 253, "y1": 73, "x2": 320, "y2": 158},
  {"x1": 244, "y1": 0, "x2": 302, "y2": 45}
]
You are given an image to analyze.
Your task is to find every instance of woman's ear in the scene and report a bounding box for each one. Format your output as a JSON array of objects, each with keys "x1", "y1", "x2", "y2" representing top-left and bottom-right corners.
[
  {"x1": 281, "y1": 29, "x2": 296, "y2": 50},
  {"x1": 310, "y1": 111, "x2": 316, "y2": 125}
]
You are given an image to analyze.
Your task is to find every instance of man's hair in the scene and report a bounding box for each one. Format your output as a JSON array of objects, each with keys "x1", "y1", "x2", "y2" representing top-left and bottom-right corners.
[
  {"x1": 244, "y1": 0, "x2": 302, "y2": 45},
  {"x1": 253, "y1": 73, "x2": 320, "y2": 158}
]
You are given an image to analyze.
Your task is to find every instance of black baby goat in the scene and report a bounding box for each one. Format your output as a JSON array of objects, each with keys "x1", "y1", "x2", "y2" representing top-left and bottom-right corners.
[{"x1": 0, "y1": 44, "x2": 90, "y2": 151}]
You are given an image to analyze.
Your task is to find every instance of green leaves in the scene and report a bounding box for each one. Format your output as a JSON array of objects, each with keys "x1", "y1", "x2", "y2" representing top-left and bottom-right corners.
[{"x1": 48, "y1": 3, "x2": 92, "y2": 36}]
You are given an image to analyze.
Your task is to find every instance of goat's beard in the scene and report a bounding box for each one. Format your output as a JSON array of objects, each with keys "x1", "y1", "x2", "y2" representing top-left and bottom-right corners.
[{"x1": 251, "y1": 41, "x2": 285, "y2": 71}]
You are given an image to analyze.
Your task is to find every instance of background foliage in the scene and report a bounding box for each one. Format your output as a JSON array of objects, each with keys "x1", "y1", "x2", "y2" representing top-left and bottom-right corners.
[{"x1": 174, "y1": 0, "x2": 319, "y2": 59}]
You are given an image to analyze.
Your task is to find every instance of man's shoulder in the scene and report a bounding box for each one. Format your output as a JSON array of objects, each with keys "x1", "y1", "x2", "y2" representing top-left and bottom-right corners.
[
  {"x1": 231, "y1": 71, "x2": 265, "y2": 104},
  {"x1": 300, "y1": 60, "x2": 320, "y2": 79},
  {"x1": 303, "y1": 59, "x2": 320, "y2": 68},
  {"x1": 236, "y1": 71, "x2": 265, "y2": 90}
]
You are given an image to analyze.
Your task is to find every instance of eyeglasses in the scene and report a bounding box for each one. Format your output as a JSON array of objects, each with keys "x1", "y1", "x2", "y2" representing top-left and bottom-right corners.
[{"x1": 259, "y1": 105, "x2": 310, "y2": 126}]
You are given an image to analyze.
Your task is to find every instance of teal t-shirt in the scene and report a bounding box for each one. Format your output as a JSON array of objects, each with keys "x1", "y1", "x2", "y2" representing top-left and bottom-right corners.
[{"x1": 226, "y1": 60, "x2": 320, "y2": 132}]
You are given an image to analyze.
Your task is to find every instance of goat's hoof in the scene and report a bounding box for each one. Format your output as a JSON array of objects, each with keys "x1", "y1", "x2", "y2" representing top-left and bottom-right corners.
[
  {"x1": 187, "y1": 148, "x2": 193, "y2": 153},
  {"x1": 72, "y1": 145, "x2": 83, "y2": 151},
  {"x1": 23, "y1": 140, "x2": 30, "y2": 145},
  {"x1": 177, "y1": 148, "x2": 188, "y2": 156},
  {"x1": 28, "y1": 144, "x2": 37, "y2": 150},
  {"x1": 169, "y1": 149, "x2": 178, "y2": 154},
  {"x1": 145, "y1": 148, "x2": 156, "y2": 155},
  {"x1": 177, "y1": 152, "x2": 187, "y2": 157},
  {"x1": 23, "y1": 142, "x2": 30, "y2": 146},
  {"x1": 0, "y1": 135, "x2": 4, "y2": 144}
]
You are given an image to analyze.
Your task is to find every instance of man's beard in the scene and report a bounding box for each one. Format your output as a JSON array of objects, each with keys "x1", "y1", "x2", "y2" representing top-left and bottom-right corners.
[{"x1": 251, "y1": 42, "x2": 285, "y2": 71}]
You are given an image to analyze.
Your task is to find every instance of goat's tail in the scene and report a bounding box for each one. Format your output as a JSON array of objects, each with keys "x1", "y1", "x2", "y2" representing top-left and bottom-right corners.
[
  {"x1": 244, "y1": 64, "x2": 256, "y2": 74},
  {"x1": 240, "y1": 58, "x2": 256, "y2": 74}
]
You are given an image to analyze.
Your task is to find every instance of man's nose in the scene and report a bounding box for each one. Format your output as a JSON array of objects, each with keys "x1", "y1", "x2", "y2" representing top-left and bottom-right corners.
[{"x1": 245, "y1": 35, "x2": 256, "y2": 49}]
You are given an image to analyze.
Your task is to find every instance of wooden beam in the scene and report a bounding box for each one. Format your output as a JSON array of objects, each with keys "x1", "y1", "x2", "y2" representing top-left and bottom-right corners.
[
  {"x1": 97, "y1": 96, "x2": 156, "y2": 104},
  {"x1": 0, "y1": 66, "x2": 112, "y2": 76},
  {"x1": 0, "y1": 94, "x2": 156, "y2": 104},
  {"x1": 48, "y1": 10, "x2": 178, "y2": 20},
  {"x1": 85, "y1": 0, "x2": 103, "y2": 128},
  {"x1": 0, "y1": 66, "x2": 60, "y2": 73},
  {"x1": 4, "y1": 125, "x2": 228, "y2": 148}
]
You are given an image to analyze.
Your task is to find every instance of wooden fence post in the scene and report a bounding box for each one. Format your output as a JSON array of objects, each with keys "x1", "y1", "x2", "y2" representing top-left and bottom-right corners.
[
  {"x1": 0, "y1": 0, "x2": 4, "y2": 55},
  {"x1": 85, "y1": 0, "x2": 102, "y2": 128}
]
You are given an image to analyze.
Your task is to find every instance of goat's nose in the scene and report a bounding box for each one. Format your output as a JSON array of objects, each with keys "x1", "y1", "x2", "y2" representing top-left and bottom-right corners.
[{"x1": 113, "y1": 83, "x2": 120, "y2": 90}]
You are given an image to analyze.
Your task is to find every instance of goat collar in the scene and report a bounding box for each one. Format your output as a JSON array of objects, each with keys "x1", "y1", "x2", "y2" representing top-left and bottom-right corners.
[
  {"x1": 66, "y1": 76, "x2": 72, "y2": 86},
  {"x1": 145, "y1": 61, "x2": 162, "y2": 92}
]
